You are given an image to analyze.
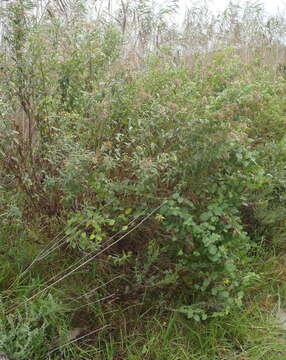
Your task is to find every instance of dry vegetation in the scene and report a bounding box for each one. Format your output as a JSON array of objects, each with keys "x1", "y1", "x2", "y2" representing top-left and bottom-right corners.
[{"x1": 1, "y1": 0, "x2": 286, "y2": 359}]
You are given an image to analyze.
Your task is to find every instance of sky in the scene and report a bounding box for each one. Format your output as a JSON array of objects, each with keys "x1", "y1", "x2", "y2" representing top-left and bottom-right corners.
[
  {"x1": 86, "y1": 0, "x2": 286, "y2": 23},
  {"x1": 177, "y1": 0, "x2": 286, "y2": 14},
  {"x1": 155, "y1": 0, "x2": 286, "y2": 28}
]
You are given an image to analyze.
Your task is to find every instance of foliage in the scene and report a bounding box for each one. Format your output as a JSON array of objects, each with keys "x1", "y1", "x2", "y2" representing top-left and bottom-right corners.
[
  {"x1": 1, "y1": 0, "x2": 286, "y2": 357},
  {"x1": 0, "y1": 295, "x2": 66, "y2": 360}
]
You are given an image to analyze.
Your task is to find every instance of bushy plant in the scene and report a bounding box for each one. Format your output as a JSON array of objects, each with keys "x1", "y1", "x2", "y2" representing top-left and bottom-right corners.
[
  {"x1": 0, "y1": 295, "x2": 67, "y2": 360},
  {"x1": 1, "y1": 0, "x2": 286, "y2": 327}
]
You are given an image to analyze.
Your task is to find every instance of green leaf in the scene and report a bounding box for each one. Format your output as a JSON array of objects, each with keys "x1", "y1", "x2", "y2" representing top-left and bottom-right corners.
[
  {"x1": 200, "y1": 212, "x2": 212, "y2": 222},
  {"x1": 201, "y1": 313, "x2": 208, "y2": 321},
  {"x1": 209, "y1": 245, "x2": 217, "y2": 255},
  {"x1": 81, "y1": 232, "x2": 87, "y2": 239},
  {"x1": 193, "y1": 314, "x2": 200, "y2": 322},
  {"x1": 220, "y1": 291, "x2": 229, "y2": 298}
]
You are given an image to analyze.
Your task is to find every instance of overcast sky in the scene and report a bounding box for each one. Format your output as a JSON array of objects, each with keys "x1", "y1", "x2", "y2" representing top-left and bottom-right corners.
[
  {"x1": 155, "y1": 0, "x2": 286, "y2": 29},
  {"x1": 176, "y1": 0, "x2": 286, "y2": 14}
]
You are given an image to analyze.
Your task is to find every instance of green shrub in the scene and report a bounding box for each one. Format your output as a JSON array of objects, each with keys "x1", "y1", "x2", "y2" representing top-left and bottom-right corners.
[
  {"x1": 0, "y1": 295, "x2": 67, "y2": 360},
  {"x1": 1, "y1": 0, "x2": 286, "y2": 324}
]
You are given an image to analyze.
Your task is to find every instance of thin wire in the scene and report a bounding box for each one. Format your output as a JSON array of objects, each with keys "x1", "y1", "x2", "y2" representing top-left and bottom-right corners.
[
  {"x1": 6, "y1": 202, "x2": 165, "y2": 314},
  {"x1": 47, "y1": 324, "x2": 110, "y2": 357},
  {"x1": 72, "y1": 275, "x2": 122, "y2": 302},
  {"x1": 71, "y1": 293, "x2": 116, "y2": 312},
  {"x1": 10, "y1": 200, "x2": 115, "y2": 287},
  {"x1": 41, "y1": 208, "x2": 147, "y2": 288}
]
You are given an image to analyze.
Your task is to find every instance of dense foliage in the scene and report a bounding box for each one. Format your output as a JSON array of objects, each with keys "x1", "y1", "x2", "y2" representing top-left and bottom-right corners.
[{"x1": 1, "y1": 0, "x2": 286, "y2": 358}]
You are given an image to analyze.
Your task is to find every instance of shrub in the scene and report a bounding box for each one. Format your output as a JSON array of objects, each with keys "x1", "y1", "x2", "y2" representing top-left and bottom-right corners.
[
  {"x1": 0, "y1": 295, "x2": 67, "y2": 360},
  {"x1": 1, "y1": 0, "x2": 286, "y2": 323}
]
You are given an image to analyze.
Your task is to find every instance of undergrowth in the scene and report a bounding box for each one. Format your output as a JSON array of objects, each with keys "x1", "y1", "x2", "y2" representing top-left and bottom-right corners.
[{"x1": 1, "y1": 0, "x2": 286, "y2": 358}]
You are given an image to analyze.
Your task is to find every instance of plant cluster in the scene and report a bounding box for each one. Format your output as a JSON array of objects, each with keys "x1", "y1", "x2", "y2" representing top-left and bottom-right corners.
[{"x1": 1, "y1": 0, "x2": 286, "y2": 358}]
